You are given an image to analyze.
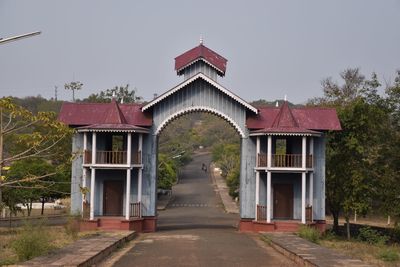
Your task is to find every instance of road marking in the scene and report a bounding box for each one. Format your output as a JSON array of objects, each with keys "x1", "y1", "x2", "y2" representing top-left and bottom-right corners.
[{"x1": 170, "y1": 203, "x2": 212, "y2": 207}]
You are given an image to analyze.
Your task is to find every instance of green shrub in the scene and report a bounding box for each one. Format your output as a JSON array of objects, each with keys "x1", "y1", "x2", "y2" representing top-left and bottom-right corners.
[
  {"x1": 12, "y1": 221, "x2": 52, "y2": 261},
  {"x1": 322, "y1": 229, "x2": 337, "y2": 241},
  {"x1": 358, "y1": 226, "x2": 389, "y2": 245},
  {"x1": 378, "y1": 248, "x2": 400, "y2": 262},
  {"x1": 298, "y1": 225, "x2": 320, "y2": 244},
  {"x1": 64, "y1": 216, "x2": 80, "y2": 240}
]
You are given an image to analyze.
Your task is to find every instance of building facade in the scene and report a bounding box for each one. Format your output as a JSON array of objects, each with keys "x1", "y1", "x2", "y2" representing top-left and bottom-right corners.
[{"x1": 59, "y1": 43, "x2": 341, "y2": 232}]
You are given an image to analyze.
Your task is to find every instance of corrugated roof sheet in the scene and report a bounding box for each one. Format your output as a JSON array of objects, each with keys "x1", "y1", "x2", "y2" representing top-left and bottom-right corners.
[
  {"x1": 247, "y1": 105, "x2": 341, "y2": 131},
  {"x1": 58, "y1": 101, "x2": 152, "y2": 127},
  {"x1": 175, "y1": 44, "x2": 227, "y2": 75}
]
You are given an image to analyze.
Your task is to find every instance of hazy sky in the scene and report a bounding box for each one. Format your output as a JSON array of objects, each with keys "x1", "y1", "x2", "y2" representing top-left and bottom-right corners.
[{"x1": 1, "y1": 0, "x2": 399, "y2": 104}]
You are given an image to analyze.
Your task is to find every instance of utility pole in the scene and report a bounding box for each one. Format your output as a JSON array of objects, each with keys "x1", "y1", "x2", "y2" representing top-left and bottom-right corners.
[{"x1": 54, "y1": 86, "x2": 58, "y2": 101}]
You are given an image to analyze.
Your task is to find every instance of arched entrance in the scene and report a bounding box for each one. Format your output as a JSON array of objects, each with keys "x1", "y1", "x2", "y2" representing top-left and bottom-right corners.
[{"x1": 139, "y1": 45, "x2": 258, "y2": 231}]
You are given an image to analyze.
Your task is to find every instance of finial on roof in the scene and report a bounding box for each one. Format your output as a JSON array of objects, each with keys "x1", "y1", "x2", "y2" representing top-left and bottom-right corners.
[
  {"x1": 120, "y1": 97, "x2": 124, "y2": 104},
  {"x1": 284, "y1": 94, "x2": 287, "y2": 102},
  {"x1": 199, "y1": 35, "x2": 203, "y2": 45},
  {"x1": 276, "y1": 101, "x2": 279, "y2": 107},
  {"x1": 112, "y1": 91, "x2": 116, "y2": 99}
]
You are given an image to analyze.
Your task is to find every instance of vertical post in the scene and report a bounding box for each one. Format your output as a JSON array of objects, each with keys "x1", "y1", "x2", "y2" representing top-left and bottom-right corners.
[
  {"x1": 90, "y1": 168, "x2": 96, "y2": 220},
  {"x1": 302, "y1": 172, "x2": 306, "y2": 224},
  {"x1": 126, "y1": 169, "x2": 131, "y2": 220},
  {"x1": 266, "y1": 171, "x2": 271, "y2": 223},
  {"x1": 309, "y1": 137, "x2": 314, "y2": 168},
  {"x1": 82, "y1": 132, "x2": 87, "y2": 213},
  {"x1": 138, "y1": 134, "x2": 143, "y2": 203},
  {"x1": 255, "y1": 136, "x2": 260, "y2": 220},
  {"x1": 127, "y1": 133, "x2": 132, "y2": 165},
  {"x1": 255, "y1": 172, "x2": 260, "y2": 220},
  {"x1": 267, "y1": 136, "x2": 272, "y2": 168},
  {"x1": 92, "y1": 132, "x2": 97, "y2": 164},
  {"x1": 309, "y1": 172, "x2": 314, "y2": 220},
  {"x1": 256, "y1": 136, "x2": 260, "y2": 166},
  {"x1": 302, "y1": 136, "x2": 307, "y2": 169}
]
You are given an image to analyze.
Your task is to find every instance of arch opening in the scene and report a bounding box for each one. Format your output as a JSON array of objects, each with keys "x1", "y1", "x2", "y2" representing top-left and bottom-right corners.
[{"x1": 155, "y1": 106, "x2": 246, "y2": 138}]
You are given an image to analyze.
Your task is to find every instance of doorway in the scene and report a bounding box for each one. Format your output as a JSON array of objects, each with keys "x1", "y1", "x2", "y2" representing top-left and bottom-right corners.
[
  {"x1": 103, "y1": 180, "x2": 124, "y2": 216},
  {"x1": 273, "y1": 183, "x2": 293, "y2": 220}
]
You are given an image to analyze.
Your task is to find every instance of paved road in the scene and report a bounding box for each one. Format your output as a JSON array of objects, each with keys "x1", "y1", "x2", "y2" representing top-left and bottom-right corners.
[{"x1": 111, "y1": 153, "x2": 294, "y2": 267}]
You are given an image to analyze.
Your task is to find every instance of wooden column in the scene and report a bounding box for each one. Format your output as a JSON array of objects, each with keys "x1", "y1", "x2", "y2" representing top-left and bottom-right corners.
[
  {"x1": 82, "y1": 132, "x2": 87, "y2": 213},
  {"x1": 255, "y1": 136, "x2": 260, "y2": 220},
  {"x1": 302, "y1": 136, "x2": 306, "y2": 169},
  {"x1": 138, "y1": 134, "x2": 143, "y2": 203},
  {"x1": 267, "y1": 171, "x2": 271, "y2": 223},
  {"x1": 301, "y1": 172, "x2": 306, "y2": 224},
  {"x1": 90, "y1": 168, "x2": 96, "y2": 220},
  {"x1": 127, "y1": 133, "x2": 132, "y2": 165},
  {"x1": 92, "y1": 132, "x2": 97, "y2": 164},
  {"x1": 125, "y1": 169, "x2": 131, "y2": 220},
  {"x1": 267, "y1": 136, "x2": 272, "y2": 168}
]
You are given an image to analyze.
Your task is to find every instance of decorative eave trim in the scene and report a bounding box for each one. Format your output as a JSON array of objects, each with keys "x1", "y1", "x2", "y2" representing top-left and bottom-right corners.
[
  {"x1": 249, "y1": 132, "x2": 321, "y2": 137},
  {"x1": 176, "y1": 58, "x2": 225, "y2": 76},
  {"x1": 142, "y1": 73, "x2": 258, "y2": 114},
  {"x1": 155, "y1": 106, "x2": 246, "y2": 138},
  {"x1": 77, "y1": 128, "x2": 149, "y2": 133}
]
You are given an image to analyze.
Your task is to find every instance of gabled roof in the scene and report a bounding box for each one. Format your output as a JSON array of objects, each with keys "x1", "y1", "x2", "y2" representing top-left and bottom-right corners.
[
  {"x1": 58, "y1": 101, "x2": 152, "y2": 127},
  {"x1": 142, "y1": 73, "x2": 258, "y2": 114},
  {"x1": 175, "y1": 44, "x2": 227, "y2": 76},
  {"x1": 104, "y1": 99, "x2": 127, "y2": 124},
  {"x1": 246, "y1": 102, "x2": 341, "y2": 134}
]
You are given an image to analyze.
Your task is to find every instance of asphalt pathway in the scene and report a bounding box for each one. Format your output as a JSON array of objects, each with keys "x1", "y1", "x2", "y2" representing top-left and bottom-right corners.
[{"x1": 111, "y1": 153, "x2": 294, "y2": 267}]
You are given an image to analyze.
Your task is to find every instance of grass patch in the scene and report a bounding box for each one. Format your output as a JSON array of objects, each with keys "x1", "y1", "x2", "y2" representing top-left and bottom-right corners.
[
  {"x1": 298, "y1": 225, "x2": 320, "y2": 244},
  {"x1": 378, "y1": 248, "x2": 400, "y2": 262},
  {"x1": 12, "y1": 221, "x2": 53, "y2": 261},
  {"x1": 260, "y1": 234, "x2": 272, "y2": 245},
  {"x1": 0, "y1": 220, "x2": 97, "y2": 265},
  {"x1": 320, "y1": 232, "x2": 400, "y2": 266}
]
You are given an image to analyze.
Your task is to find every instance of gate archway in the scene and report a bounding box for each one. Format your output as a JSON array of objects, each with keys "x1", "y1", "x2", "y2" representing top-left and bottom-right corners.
[{"x1": 139, "y1": 44, "x2": 258, "y2": 229}]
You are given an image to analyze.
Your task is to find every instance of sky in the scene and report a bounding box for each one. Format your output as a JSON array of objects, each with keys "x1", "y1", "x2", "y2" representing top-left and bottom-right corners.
[{"x1": 1, "y1": 0, "x2": 399, "y2": 104}]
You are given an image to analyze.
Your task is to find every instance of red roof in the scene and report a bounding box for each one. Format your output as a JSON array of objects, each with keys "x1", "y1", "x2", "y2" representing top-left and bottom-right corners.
[
  {"x1": 58, "y1": 101, "x2": 152, "y2": 127},
  {"x1": 246, "y1": 104, "x2": 341, "y2": 132},
  {"x1": 175, "y1": 44, "x2": 227, "y2": 76}
]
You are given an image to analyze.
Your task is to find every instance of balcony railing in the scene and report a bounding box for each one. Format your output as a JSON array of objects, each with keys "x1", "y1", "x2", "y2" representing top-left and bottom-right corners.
[
  {"x1": 84, "y1": 150, "x2": 142, "y2": 165},
  {"x1": 257, "y1": 154, "x2": 313, "y2": 168},
  {"x1": 130, "y1": 202, "x2": 141, "y2": 218},
  {"x1": 256, "y1": 204, "x2": 268, "y2": 221}
]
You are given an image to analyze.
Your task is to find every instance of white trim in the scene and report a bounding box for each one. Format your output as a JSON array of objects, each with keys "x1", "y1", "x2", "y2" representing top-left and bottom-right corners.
[
  {"x1": 267, "y1": 136, "x2": 272, "y2": 168},
  {"x1": 77, "y1": 128, "x2": 149, "y2": 133},
  {"x1": 92, "y1": 133, "x2": 96, "y2": 165},
  {"x1": 142, "y1": 73, "x2": 258, "y2": 114},
  {"x1": 83, "y1": 164, "x2": 143, "y2": 169},
  {"x1": 249, "y1": 132, "x2": 320, "y2": 137},
  {"x1": 155, "y1": 106, "x2": 246, "y2": 138},
  {"x1": 127, "y1": 133, "x2": 132, "y2": 165},
  {"x1": 302, "y1": 136, "x2": 307, "y2": 169},
  {"x1": 176, "y1": 58, "x2": 225, "y2": 75}
]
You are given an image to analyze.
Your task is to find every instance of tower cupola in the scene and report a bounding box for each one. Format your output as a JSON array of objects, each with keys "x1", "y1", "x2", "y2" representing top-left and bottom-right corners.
[{"x1": 174, "y1": 42, "x2": 227, "y2": 81}]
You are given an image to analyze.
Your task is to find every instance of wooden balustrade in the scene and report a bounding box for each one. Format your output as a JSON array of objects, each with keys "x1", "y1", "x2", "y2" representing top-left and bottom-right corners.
[
  {"x1": 256, "y1": 153, "x2": 313, "y2": 168},
  {"x1": 83, "y1": 150, "x2": 142, "y2": 165},
  {"x1": 132, "y1": 150, "x2": 142, "y2": 165},
  {"x1": 130, "y1": 202, "x2": 141, "y2": 218},
  {"x1": 257, "y1": 153, "x2": 267, "y2": 167},
  {"x1": 84, "y1": 150, "x2": 92, "y2": 164},
  {"x1": 96, "y1": 151, "x2": 127, "y2": 164},
  {"x1": 306, "y1": 206, "x2": 313, "y2": 222},
  {"x1": 256, "y1": 204, "x2": 268, "y2": 221}
]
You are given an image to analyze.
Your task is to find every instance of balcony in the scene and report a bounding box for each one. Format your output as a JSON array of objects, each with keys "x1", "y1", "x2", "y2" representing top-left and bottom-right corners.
[
  {"x1": 257, "y1": 153, "x2": 313, "y2": 168},
  {"x1": 84, "y1": 150, "x2": 142, "y2": 165}
]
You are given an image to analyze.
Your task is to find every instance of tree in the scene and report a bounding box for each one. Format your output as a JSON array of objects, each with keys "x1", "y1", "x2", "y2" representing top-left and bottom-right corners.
[
  {"x1": 84, "y1": 84, "x2": 141, "y2": 103},
  {"x1": 64, "y1": 81, "x2": 83, "y2": 102},
  {"x1": 0, "y1": 97, "x2": 72, "y2": 215},
  {"x1": 310, "y1": 68, "x2": 393, "y2": 238}
]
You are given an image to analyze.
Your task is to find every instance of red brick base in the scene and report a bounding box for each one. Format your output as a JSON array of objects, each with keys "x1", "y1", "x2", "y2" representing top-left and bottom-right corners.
[
  {"x1": 238, "y1": 219, "x2": 326, "y2": 233},
  {"x1": 79, "y1": 217, "x2": 157, "y2": 233},
  {"x1": 79, "y1": 219, "x2": 99, "y2": 231}
]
